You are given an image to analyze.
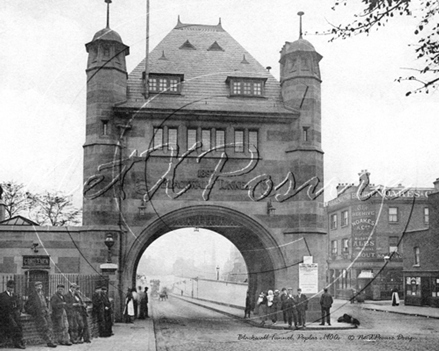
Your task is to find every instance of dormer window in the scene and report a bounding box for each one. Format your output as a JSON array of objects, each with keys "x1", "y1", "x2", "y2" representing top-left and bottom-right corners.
[
  {"x1": 148, "y1": 73, "x2": 184, "y2": 94},
  {"x1": 226, "y1": 77, "x2": 266, "y2": 97}
]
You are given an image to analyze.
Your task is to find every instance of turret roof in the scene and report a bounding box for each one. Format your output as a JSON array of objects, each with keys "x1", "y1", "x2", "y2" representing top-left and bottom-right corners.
[
  {"x1": 118, "y1": 20, "x2": 293, "y2": 115},
  {"x1": 92, "y1": 27, "x2": 123, "y2": 43}
]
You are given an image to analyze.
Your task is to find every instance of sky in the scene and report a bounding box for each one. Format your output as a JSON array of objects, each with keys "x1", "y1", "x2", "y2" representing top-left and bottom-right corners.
[{"x1": 1, "y1": 0, "x2": 438, "y2": 269}]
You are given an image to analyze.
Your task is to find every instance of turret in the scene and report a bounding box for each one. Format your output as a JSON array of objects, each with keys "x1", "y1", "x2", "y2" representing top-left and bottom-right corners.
[
  {"x1": 83, "y1": 1, "x2": 129, "y2": 225},
  {"x1": 279, "y1": 12, "x2": 322, "y2": 153}
]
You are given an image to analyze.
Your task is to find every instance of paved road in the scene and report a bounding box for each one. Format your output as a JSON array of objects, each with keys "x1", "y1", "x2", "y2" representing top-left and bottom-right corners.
[{"x1": 153, "y1": 295, "x2": 438, "y2": 351}]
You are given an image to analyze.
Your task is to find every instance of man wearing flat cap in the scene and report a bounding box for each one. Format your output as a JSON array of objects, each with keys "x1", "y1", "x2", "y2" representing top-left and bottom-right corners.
[
  {"x1": 64, "y1": 283, "x2": 81, "y2": 344},
  {"x1": 0, "y1": 280, "x2": 25, "y2": 349},
  {"x1": 50, "y1": 284, "x2": 71, "y2": 346},
  {"x1": 92, "y1": 285, "x2": 113, "y2": 337},
  {"x1": 25, "y1": 281, "x2": 57, "y2": 347}
]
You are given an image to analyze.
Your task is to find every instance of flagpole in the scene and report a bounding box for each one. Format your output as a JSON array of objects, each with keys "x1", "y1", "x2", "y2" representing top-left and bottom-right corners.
[{"x1": 145, "y1": 0, "x2": 150, "y2": 98}]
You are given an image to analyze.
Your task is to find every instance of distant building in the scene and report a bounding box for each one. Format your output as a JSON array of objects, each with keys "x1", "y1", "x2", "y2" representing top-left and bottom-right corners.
[
  {"x1": 326, "y1": 170, "x2": 436, "y2": 301},
  {"x1": 402, "y1": 179, "x2": 439, "y2": 306}
]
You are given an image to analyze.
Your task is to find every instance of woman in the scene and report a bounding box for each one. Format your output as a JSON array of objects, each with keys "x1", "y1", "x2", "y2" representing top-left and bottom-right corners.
[
  {"x1": 391, "y1": 287, "x2": 400, "y2": 306},
  {"x1": 256, "y1": 292, "x2": 267, "y2": 325},
  {"x1": 266, "y1": 290, "x2": 275, "y2": 324},
  {"x1": 123, "y1": 289, "x2": 135, "y2": 323}
]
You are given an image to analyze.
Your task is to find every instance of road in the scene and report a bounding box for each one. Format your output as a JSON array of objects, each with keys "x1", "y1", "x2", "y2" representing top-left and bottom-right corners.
[{"x1": 152, "y1": 296, "x2": 438, "y2": 351}]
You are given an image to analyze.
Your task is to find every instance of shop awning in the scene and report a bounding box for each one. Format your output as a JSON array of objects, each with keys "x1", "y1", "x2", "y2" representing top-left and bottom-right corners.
[{"x1": 358, "y1": 271, "x2": 374, "y2": 279}]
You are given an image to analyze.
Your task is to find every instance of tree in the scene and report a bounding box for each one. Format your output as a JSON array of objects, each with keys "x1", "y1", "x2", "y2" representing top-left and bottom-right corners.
[
  {"x1": 0, "y1": 181, "x2": 32, "y2": 219},
  {"x1": 325, "y1": 0, "x2": 439, "y2": 95},
  {"x1": 28, "y1": 192, "x2": 82, "y2": 226}
]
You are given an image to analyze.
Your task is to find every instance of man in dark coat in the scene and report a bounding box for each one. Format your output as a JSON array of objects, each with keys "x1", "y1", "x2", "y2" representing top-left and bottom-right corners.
[
  {"x1": 25, "y1": 281, "x2": 57, "y2": 348},
  {"x1": 319, "y1": 288, "x2": 333, "y2": 326},
  {"x1": 279, "y1": 288, "x2": 288, "y2": 324},
  {"x1": 0, "y1": 280, "x2": 25, "y2": 349},
  {"x1": 295, "y1": 288, "x2": 308, "y2": 327},
  {"x1": 284, "y1": 289, "x2": 298, "y2": 328},
  {"x1": 50, "y1": 284, "x2": 71, "y2": 346},
  {"x1": 74, "y1": 285, "x2": 91, "y2": 343},
  {"x1": 141, "y1": 287, "x2": 149, "y2": 318},
  {"x1": 64, "y1": 284, "x2": 81, "y2": 344}
]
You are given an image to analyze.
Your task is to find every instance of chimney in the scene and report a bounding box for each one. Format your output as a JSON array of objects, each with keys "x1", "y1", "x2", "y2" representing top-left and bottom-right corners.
[{"x1": 434, "y1": 178, "x2": 439, "y2": 192}]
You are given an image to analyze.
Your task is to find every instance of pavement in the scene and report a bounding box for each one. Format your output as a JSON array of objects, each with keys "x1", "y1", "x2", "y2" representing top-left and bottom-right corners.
[
  {"x1": 173, "y1": 294, "x2": 357, "y2": 330},
  {"x1": 359, "y1": 299, "x2": 439, "y2": 319}
]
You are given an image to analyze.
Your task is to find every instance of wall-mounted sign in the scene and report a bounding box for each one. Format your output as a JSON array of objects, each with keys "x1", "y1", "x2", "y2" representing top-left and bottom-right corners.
[
  {"x1": 299, "y1": 263, "x2": 318, "y2": 293},
  {"x1": 23, "y1": 255, "x2": 50, "y2": 269},
  {"x1": 351, "y1": 203, "x2": 376, "y2": 260}
]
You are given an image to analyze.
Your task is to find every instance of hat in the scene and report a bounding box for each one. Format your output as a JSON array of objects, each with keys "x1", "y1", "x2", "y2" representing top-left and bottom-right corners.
[
  {"x1": 6, "y1": 280, "x2": 15, "y2": 287},
  {"x1": 57, "y1": 284, "x2": 65, "y2": 288},
  {"x1": 34, "y1": 281, "x2": 43, "y2": 287},
  {"x1": 101, "y1": 286, "x2": 108, "y2": 290},
  {"x1": 70, "y1": 283, "x2": 78, "y2": 289}
]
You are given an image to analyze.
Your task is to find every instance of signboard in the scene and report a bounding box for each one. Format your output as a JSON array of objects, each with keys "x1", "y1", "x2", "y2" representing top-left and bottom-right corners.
[
  {"x1": 351, "y1": 203, "x2": 376, "y2": 260},
  {"x1": 299, "y1": 263, "x2": 318, "y2": 293},
  {"x1": 23, "y1": 255, "x2": 50, "y2": 268}
]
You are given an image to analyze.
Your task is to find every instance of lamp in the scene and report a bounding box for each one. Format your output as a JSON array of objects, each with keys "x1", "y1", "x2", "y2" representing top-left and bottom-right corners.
[
  {"x1": 104, "y1": 233, "x2": 115, "y2": 263},
  {"x1": 31, "y1": 243, "x2": 39, "y2": 253}
]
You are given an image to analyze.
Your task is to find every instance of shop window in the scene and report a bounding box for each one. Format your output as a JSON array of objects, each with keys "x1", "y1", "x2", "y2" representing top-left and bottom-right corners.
[
  {"x1": 432, "y1": 278, "x2": 439, "y2": 297},
  {"x1": 406, "y1": 276, "x2": 421, "y2": 297}
]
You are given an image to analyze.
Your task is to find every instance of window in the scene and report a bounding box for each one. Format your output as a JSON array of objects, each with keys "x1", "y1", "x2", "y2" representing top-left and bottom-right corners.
[
  {"x1": 249, "y1": 130, "x2": 258, "y2": 149},
  {"x1": 187, "y1": 128, "x2": 197, "y2": 149},
  {"x1": 341, "y1": 210, "x2": 349, "y2": 227},
  {"x1": 234, "y1": 130, "x2": 244, "y2": 153},
  {"x1": 168, "y1": 128, "x2": 178, "y2": 150},
  {"x1": 331, "y1": 240, "x2": 338, "y2": 255},
  {"x1": 342, "y1": 239, "x2": 350, "y2": 253},
  {"x1": 330, "y1": 214, "x2": 337, "y2": 229},
  {"x1": 201, "y1": 129, "x2": 211, "y2": 152},
  {"x1": 424, "y1": 207, "x2": 429, "y2": 224},
  {"x1": 215, "y1": 130, "x2": 225, "y2": 149},
  {"x1": 153, "y1": 127, "x2": 163, "y2": 149},
  {"x1": 148, "y1": 74, "x2": 183, "y2": 94},
  {"x1": 406, "y1": 276, "x2": 421, "y2": 297},
  {"x1": 389, "y1": 236, "x2": 399, "y2": 253},
  {"x1": 389, "y1": 207, "x2": 398, "y2": 222},
  {"x1": 303, "y1": 127, "x2": 309, "y2": 141},
  {"x1": 102, "y1": 120, "x2": 108, "y2": 136},
  {"x1": 227, "y1": 77, "x2": 266, "y2": 97},
  {"x1": 414, "y1": 246, "x2": 420, "y2": 266}
]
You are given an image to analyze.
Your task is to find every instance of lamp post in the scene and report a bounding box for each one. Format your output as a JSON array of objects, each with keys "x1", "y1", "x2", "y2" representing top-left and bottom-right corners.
[{"x1": 104, "y1": 233, "x2": 115, "y2": 263}]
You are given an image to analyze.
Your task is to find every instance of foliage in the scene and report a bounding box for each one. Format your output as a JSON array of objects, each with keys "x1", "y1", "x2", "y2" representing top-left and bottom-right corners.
[
  {"x1": 0, "y1": 181, "x2": 82, "y2": 226},
  {"x1": 0, "y1": 181, "x2": 32, "y2": 219},
  {"x1": 28, "y1": 192, "x2": 82, "y2": 226},
  {"x1": 325, "y1": 0, "x2": 439, "y2": 95}
]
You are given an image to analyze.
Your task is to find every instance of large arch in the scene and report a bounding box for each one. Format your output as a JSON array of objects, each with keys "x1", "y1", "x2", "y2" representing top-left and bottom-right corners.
[{"x1": 122, "y1": 205, "x2": 287, "y2": 306}]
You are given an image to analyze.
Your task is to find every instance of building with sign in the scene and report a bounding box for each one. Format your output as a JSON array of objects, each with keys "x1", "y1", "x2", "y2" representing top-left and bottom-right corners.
[
  {"x1": 0, "y1": 5, "x2": 329, "y2": 322},
  {"x1": 326, "y1": 170, "x2": 435, "y2": 301},
  {"x1": 402, "y1": 179, "x2": 439, "y2": 307}
]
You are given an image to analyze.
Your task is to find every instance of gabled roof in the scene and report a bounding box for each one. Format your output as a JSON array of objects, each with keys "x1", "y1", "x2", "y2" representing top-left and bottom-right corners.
[
  {"x1": 0, "y1": 215, "x2": 39, "y2": 226},
  {"x1": 119, "y1": 20, "x2": 293, "y2": 115}
]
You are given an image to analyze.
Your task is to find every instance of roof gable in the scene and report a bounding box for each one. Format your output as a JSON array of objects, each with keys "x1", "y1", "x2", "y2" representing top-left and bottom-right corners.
[
  {"x1": 0, "y1": 215, "x2": 39, "y2": 226},
  {"x1": 122, "y1": 21, "x2": 293, "y2": 115}
]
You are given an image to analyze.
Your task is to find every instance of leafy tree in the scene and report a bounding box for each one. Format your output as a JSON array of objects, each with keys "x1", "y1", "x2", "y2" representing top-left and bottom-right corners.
[
  {"x1": 324, "y1": 0, "x2": 439, "y2": 95},
  {"x1": 0, "y1": 181, "x2": 32, "y2": 219},
  {"x1": 28, "y1": 192, "x2": 82, "y2": 226}
]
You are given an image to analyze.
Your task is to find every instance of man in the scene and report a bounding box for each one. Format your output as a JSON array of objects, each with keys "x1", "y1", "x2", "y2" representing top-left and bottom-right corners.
[
  {"x1": 141, "y1": 287, "x2": 149, "y2": 318},
  {"x1": 64, "y1": 284, "x2": 81, "y2": 344},
  {"x1": 137, "y1": 286, "x2": 145, "y2": 319},
  {"x1": 25, "y1": 281, "x2": 57, "y2": 348},
  {"x1": 319, "y1": 288, "x2": 333, "y2": 326},
  {"x1": 74, "y1": 286, "x2": 91, "y2": 343},
  {"x1": 296, "y1": 288, "x2": 308, "y2": 328},
  {"x1": 0, "y1": 280, "x2": 25, "y2": 349},
  {"x1": 92, "y1": 286, "x2": 112, "y2": 337},
  {"x1": 279, "y1": 288, "x2": 288, "y2": 324},
  {"x1": 284, "y1": 289, "x2": 297, "y2": 329},
  {"x1": 50, "y1": 284, "x2": 71, "y2": 346}
]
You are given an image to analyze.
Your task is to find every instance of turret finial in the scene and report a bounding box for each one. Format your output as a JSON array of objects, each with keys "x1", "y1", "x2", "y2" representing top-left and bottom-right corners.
[
  {"x1": 297, "y1": 11, "x2": 304, "y2": 39},
  {"x1": 105, "y1": 0, "x2": 112, "y2": 28}
]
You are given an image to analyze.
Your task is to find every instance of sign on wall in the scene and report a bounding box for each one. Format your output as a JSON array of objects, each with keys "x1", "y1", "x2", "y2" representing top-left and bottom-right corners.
[
  {"x1": 22, "y1": 255, "x2": 50, "y2": 269},
  {"x1": 351, "y1": 203, "x2": 376, "y2": 260},
  {"x1": 299, "y1": 263, "x2": 318, "y2": 293}
]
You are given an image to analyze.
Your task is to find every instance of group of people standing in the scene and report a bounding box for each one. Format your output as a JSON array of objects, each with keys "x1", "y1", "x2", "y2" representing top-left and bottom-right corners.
[
  {"x1": 252, "y1": 287, "x2": 309, "y2": 328},
  {"x1": 248, "y1": 287, "x2": 334, "y2": 328},
  {"x1": 0, "y1": 280, "x2": 113, "y2": 349},
  {"x1": 123, "y1": 286, "x2": 149, "y2": 323}
]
